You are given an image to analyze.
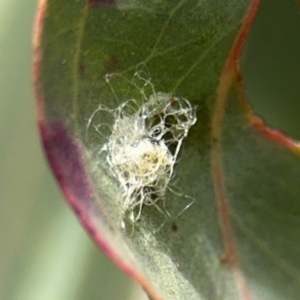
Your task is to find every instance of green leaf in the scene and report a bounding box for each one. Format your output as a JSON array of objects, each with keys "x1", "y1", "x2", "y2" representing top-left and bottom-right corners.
[{"x1": 34, "y1": 0, "x2": 300, "y2": 299}]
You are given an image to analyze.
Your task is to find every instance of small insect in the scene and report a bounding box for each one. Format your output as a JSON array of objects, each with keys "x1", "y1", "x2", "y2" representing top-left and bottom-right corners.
[{"x1": 88, "y1": 70, "x2": 197, "y2": 229}]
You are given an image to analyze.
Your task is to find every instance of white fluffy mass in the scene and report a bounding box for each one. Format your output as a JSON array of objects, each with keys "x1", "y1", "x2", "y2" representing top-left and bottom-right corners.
[{"x1": 100, "y1": 91, "x2": 197, "y2": 223}]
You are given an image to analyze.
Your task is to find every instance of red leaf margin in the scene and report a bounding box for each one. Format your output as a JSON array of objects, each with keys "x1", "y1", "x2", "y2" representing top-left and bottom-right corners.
[
  {"x1": 210, "y1": 1, "x2": 260, "y2": 299},
  {"x1": 31, "y1": 0, "x2": 300, "y2": 299},
  {"x1": 211, "y1": 1, "x2": 300, "y2": 300},
  {"x1": 32, "y1": 0, "x2": 162, "y2": 299}
]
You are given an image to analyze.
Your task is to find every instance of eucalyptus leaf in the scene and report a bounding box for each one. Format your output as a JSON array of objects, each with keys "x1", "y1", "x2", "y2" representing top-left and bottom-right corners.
[{"x1": 33, "y1": 0, "x2": 300, "y2": 299}]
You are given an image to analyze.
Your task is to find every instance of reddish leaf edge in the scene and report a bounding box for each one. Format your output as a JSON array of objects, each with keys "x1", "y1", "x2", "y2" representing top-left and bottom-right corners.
[
  {"x1": 212, "y1": 0, "x2": 300, "y2": 300},
  {"x1": 32, "y1": 1, "x2": 162, "y2": 299},
  {"x1": 236, "y1": 76, "x2": 300, "y2": 155},
  {"x1": 210, "y1": 1, "x2": 260, "y2": 300}
]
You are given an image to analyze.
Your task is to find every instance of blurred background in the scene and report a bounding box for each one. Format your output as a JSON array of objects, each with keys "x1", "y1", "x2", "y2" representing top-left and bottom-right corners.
[
  {"x1": 0, "y1": 0, "x2": 299, "y2": 299},
  {"x1": 241, "y1": 0, "x2": 300, "y2": 140}
]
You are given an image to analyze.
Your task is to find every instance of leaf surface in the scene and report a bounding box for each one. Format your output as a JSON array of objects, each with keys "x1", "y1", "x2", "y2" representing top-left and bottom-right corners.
[{"x1": 33, "y1": 0, "x2": 300, "y2": 299}]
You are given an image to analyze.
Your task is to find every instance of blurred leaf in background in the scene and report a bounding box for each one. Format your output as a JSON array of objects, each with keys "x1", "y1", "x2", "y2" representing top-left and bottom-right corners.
[
  {"x1": 0, "y1": 0, "x2": 146, "y2": 299},
  {"x1": 242, "y1": 0, "x2": 300, "y2": 138}
]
